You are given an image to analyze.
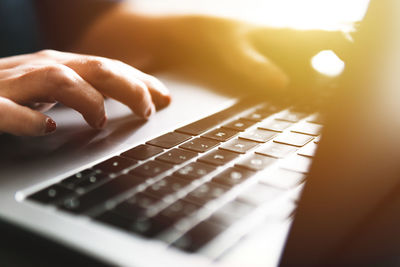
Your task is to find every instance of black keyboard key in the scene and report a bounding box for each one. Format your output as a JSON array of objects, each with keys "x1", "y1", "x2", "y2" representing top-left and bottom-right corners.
[
  {"x1": 222, "y1": 119, "x2": 256, "y2": 132},
  {"x1": 61, "y1": 169, "x2": 100, "y2": 189},
  {"x1": 149, "y1": 200, "x2": 202, "y2": 232},
  {"x1": 235, "y1": 154, "x2": 277, "y2": 171},
  {"x1": 241, "y1": 107, "x2": 277, "y2": 122},
  {"x1": 146, "y1": 132, "x2": 191, "y2": 149},
  {"x1": 201, "y1": 128, "x2": 239, "y2": 142},
  {"x1": 113, "y1": 192, "x2": 161, "y2": 220},
  {"x1": 156, "y1": 148, "x2": 197, "y2": 165},
  {"x1": 275, "y1": 110, "x2": 307, "y2": 122},
  {"x1": 174, "y1": 162, "x2": 216, "y2": 181},
  {"x1": 95, "y1": 210, "x2": 132, "y2": 230},
  {"x1": 297, "y1": 142, "x2": 318, "y2": 157},
  {"x1": 198, "y1": 149, "x2": 238, "y2": 166},
  {"x1": 158, "y1": 199, "x2": 201, "y2": 222},
  {"x1": 113, "y1": 201, "x2": 148, "y2": 221},
  {"x1": 29, "y1": 185, "x2": 75, "y2": 205},
  {"x1": 212, "y1": 167, "x2": 254, "y2": 187},
  {"x1": 173, "y1": 219, "x2": 226, "y2": 252},
  {"x1": 259, "y1": 168, "x2": 305, "y2": 189},
  {"x1": 129, "y1": 160, "x2": 172, "y2": 178},
  {"x1": 209, "y1": 200, "x2": 255, "y2": 226},
  {"x1": 239, "y1": 129, "x2": 277, "y2": 143},
  {"x1": 237, "y1": 183, "x2": 283, "y2": 206},
  {"x1": 121, "y1": 144, "x2": 164, "y2": 160},
  {"x1": 60, "y1": 174, "x2": 146, "y2": 214},
  {"x1": 273, "y1": 132, "x2": 314, "y2": 147},
  {"x1": 74, "y1": 172, "x2": 109, "y2": 193},
  {"x1": 94, "y1": 156, "x2": 137, "y2": 174},
  {"x1": 96, "y1": 210, "x2": 167, "y2": 238},
  {"x1": 256, "y1": 142, "x2": 298, "y2": 158},
  {"x1": 175, "y1": 104, "x2": 244, "y2": 135},
  {"x1": 258, "y1": 120, "x2": 292, "y2": 132},
  {"x1": 179, "y1": 137, "x2": 220, "y2": 153},
  {"x1": 220, "y1": 138, "x2": 259, "y2": 154},
  {"x1": 290, "y1": 122, "x2": 322, "y2": 136},
  {"x1": 184, "y1": 182, "x2": 229, "y2": 206},
  {"x1": 130, "y1": 216, "x2": 168, "y2": 238},
  {"x1": 123, "y1": 192, "x2": 160, "y2": 212},
  {"x1": 306, "y1": 114, "x2": 325, "y2": 124},
  {"x1": 280, "y1": 155, "x2": 313, "y2": 174},
  {"x1": 143, "y1": 176, "x2": 191, "y2": 199}
]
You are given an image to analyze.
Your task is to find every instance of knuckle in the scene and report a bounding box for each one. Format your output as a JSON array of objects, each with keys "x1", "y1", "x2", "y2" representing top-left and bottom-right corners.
[
  {"x1": 144, "y1": 75, "x2": 160, "y2": 87},
  {"x1": 132, "y1": 79, "x2": 150, "y2": 105},
  {"x1": 85, "y1": 57, "x2": 115, "y2": 81},
  {"x1": 36, "y1": 49, "x2": 58, "y2": 58},
  {"x1": 112, "y1": 59, "x2": 125, "y2": 66},
  {"x1": 0, "y1": 96, "x2": 12, "y2": 111},
  {"x1": 92, "y1": 93, "x2": 105, "y2": 113},
  {"x1": 42, "y1": 65, "x2": 77, "y2": 91}
]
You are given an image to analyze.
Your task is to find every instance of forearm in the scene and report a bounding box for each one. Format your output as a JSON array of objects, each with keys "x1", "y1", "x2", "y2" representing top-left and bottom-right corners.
[
  {"x1": 34, "y1": 0, "x2": 120, "y2": 51},
  {"x1": 73, "y1": 3, "x2": 172, "y2": 72},
  {"x1": 72, "y1": 3, "x2": 245, "y2": 75}
]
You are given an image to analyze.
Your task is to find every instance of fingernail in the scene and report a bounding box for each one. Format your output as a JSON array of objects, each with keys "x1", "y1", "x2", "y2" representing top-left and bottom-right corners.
[
  {"x1": 145, "y1": 104, "x2": 155, "y2": 119},
  {"x1": 45, "y1": 118, "x2": 57, "y2": 134},
  {"x1": 97, "y1": 116, "x2": 107, "y2": 129},
  {"x1": 162, "y1": 95, "x2": 172, "y2": 107}
]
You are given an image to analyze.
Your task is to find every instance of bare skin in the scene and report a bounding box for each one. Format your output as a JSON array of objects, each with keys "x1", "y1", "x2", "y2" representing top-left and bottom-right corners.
[
  {"x1": 0, "y1": 2, "x2": 350, "y2": 137},
  {"x1": 0, "y1": 50, "x2": 171, "y2": 136}
]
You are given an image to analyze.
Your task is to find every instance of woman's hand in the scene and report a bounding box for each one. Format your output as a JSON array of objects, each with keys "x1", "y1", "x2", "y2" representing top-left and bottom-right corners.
[
  {"x1": 0, "y1": 50, "x2": 171, "y2": 136},
  {"x1": 76, "y1": 4, "x2": 350, "y2": 98}
]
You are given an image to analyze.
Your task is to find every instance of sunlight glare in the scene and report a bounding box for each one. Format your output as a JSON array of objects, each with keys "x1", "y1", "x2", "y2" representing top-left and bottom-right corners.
[
  {"x1": 134, "y1": 0, "x2": 370, "y2": 32},
  {"x1": 311, "y1": 50, "x2": 345, "y2": 77}
]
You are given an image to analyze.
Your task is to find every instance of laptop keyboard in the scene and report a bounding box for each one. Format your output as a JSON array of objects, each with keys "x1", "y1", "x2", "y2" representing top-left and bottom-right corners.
[{"x1": 27, "y1": 101, "x2": 323, "y2": 255}]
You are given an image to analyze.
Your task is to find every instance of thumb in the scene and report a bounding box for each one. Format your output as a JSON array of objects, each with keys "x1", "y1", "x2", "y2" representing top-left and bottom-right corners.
[
  {"x1": 246, "y1": 27, "x2": 351, "y2": 95},
  {"x1": 238, "y1": 40, "x2": 289, "y2": 91},
  {"x1": 248, "y1": 27, "x2": 351, "y2": 62},
  {"x1": 0, "y1": 97, "x2": 56, "y2": 136}
]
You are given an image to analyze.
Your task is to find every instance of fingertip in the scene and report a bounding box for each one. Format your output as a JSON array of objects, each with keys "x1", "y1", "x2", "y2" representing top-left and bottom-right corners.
[
  {"x1": 154, "y1": 79, "x2": 170, "y2": 96},
  {"x1": 44, "y1": 117, "x2": 57, "y2": 134},
  {"x1": 158, "y1": 94, "x2": 172, "y2": 109},
  {"x1": 143, "y1": 77, "x2": 171, "y2": 109},
  {"x1": 97, "y1": 115, "x2": 108, "y2": 129},
  {"x1": 144, "y1": 103, "x2": 156, "y2": 119}
]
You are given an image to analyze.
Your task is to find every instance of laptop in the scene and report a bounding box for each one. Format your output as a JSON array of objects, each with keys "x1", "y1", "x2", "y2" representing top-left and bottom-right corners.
[{"x1": 1, "y1": 0, "x2": 398, "y2": 266}]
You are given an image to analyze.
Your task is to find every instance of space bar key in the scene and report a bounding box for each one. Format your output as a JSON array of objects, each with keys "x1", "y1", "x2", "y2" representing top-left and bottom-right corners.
[{"x1": 60, "y1": 174, "x2": 146, "y2": 214}]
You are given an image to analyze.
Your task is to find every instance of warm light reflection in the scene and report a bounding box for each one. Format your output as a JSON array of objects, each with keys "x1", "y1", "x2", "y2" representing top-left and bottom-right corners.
[
  {"x1": 134, "y1": 0, "x2": 370, "y2": 31},
  {"x1": 311, "y1": 50, "x2": 345, "y2": 77}
]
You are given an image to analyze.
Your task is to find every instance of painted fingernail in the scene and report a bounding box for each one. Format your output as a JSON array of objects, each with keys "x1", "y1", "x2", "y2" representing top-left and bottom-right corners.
[
  {"x1": 98, "y1": 116, "x2": 107, "y2": 129},
  {"x1": 45, "y1": 118, "x2": 57, "y2": 134}
]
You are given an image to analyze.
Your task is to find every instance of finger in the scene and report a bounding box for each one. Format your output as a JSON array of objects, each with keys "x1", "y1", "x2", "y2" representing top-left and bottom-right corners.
[
  {"x1": 245, "y1": 28, "x2": 351, "y2": 93},
  {"x1": 230, "y1": 40, "x2": 289, "y2": 92},
  {"x1": 20, "y1": 50, "x2": 171, "y2": 114},
  {"x1": 4, "y1": 64, "x2": 107, "y2": 128},
  {"x1": 64, "y1": 58, "x2": 156, "y2": 118},
  {"x1": 29, "y1": 103, "x2": 57, "y2": 112},
  {"x1": 248, "y1": 28, "x2": 350, "y2": 60},
  {"x1": 0, "y1": 97, "x2": 56, "y2": 136},
  {"x1": 0, "y1": 54, "x2": 35, "y2": 70},
  {"x1": 128, "y1": 70, "x2": 171, "y2": 109},
  {"x1": 0, "y1": 50, "x2": 56, "y2": 70}
]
